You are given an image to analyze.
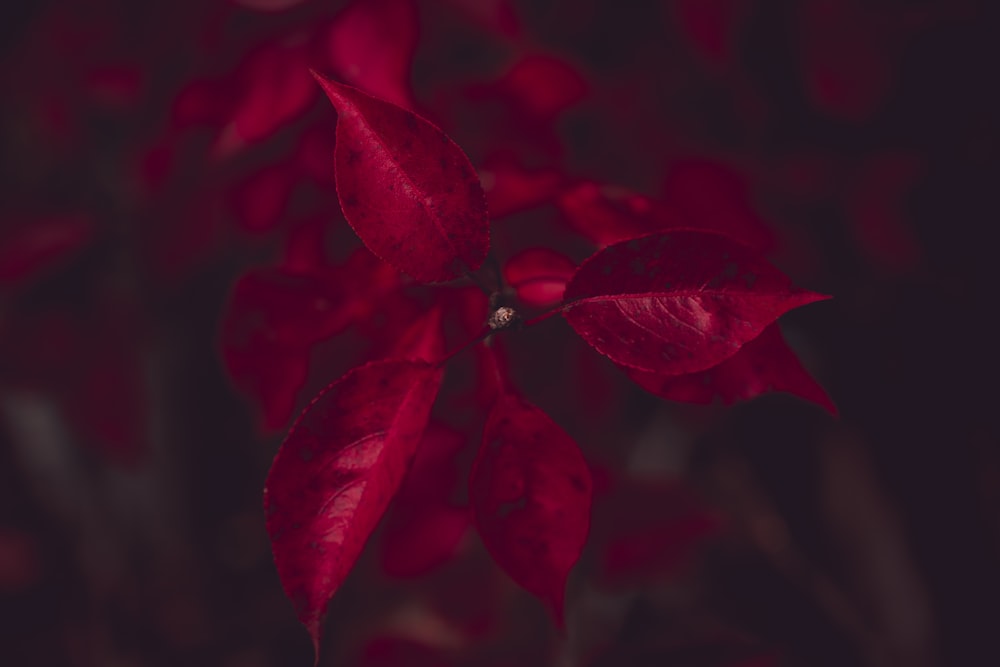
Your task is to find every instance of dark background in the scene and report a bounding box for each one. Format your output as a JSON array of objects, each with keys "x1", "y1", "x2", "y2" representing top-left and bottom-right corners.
[{"x1": 2, "y1": 1, "x2": 999, "y2": 665}]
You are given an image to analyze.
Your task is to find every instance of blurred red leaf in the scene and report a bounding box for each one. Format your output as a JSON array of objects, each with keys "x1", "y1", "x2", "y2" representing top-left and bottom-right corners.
[
  {"x1": 562, "y1": 231, "x2": 828, "y2": 375},
  {"x1": 590, "y1": 474, "x2": 724, "y2": 586},
  {"x1": 797, "y1": 0, "x2": 898, "y2": 121},
  {"x1": 228, "y1": 162, "x2": 297, "y2": 233},
  {"x1": 220, "y1": 250, "x2": 402, "y2": 429},
  {"x1": 502, "y1": 247, "x2": 575, "y2": 308},
  {"x1": 314, "y1": 73, "x2": 490, "y2": 282},
  {"x1": 380, "y1": 425, "x2": 470, "y2": 578},
  {"x1": 479, "y1": 153, "x2": 566, "y2": 219},
  {"x1": 470, "y1": 392, "x2": 592, "y2": 626},
  {"x1": 662, "y1": 158, "x2": 775, "y2": 251},
  {"x1": 386, "y1": 305, "x2": 447, "y2": 364},
  {"x1": 230, "y1": 41, "x2": 316, "y2": 145},
  {"x1": 317, "y1": 0, "x2": 418, "y2": 109},
  {"x1": 264, "y1": 359, "x2": 444, "y2": 661},
  {"x1": 626, "y1": 323, "x2": 837, "y2": 415},
  {"x1": 671, "y1": 0, "x2": 754, "y2": 71},
  {"x1": 494, "y1": 54, "x2": 589, "y2": 121},
  {"x1": 557, "y1": 182, "x2": 685, "y2": 247},
  {"x1": 171, "y1": 77, "x2": 236, "y2": 129}
]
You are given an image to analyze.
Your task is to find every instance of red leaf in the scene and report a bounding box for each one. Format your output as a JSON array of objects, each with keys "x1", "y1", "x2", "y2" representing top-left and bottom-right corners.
[
  {"x1": 229, "y1": 163, "x2": 296, "y2": 233},
  {"x1": 317, "y1": 0, "x2": 418, "y2": 109},
  {"x1": 313, "y1": 73, "x2": 490, "y2": 282},
  {"x1": 590, "y1": 474, "x2": 724, "y2": 586},
  {"x1": 170, "y1": 77, "x2": 236, "y2": 129},
  {"x1": 502, "y1": 247, "x2": 575, "y2": 308},
  {"x1": 557, "y1": 182, "x2": 684, "y2": 247},
  {"x1": 494, "y1": 54, "x2": 589, "y2": 121},
  {"x1": 797, "y1": 0, "x2": 896, "y2": 121},
  {"x1": 264, "y1": 359, "x2": 444, "y2": 661},
  {"x1": 627, "y1": 323, "x2": 838, "y2": 415},
  {"x1": 380, "y1": 425, "x2": 470, "y2": 578},
  {"x1": 662, "y1": 158, "x2": 775, "y2": 251},
  {"x1": 562, "y1": 231, "x2": 828, "y2": 375},
  {"x1": 220, "y1": 250, "x2": 402, "y2": 429},
  {"x1": 479, "y1": 153, "x2": 566, "y2": 219},
  {"x1": 671, "y1": 0, "x2": 754, "y2": 71},
  {"x1": 386, "y1": 305, "x2": 446, "y2": 364},
  {"x1": 230, "y1": 42, "x2": 316, "y2": 146},
  {"x1": 470, "y1": 393, "x2": 592, "y2": 626}
]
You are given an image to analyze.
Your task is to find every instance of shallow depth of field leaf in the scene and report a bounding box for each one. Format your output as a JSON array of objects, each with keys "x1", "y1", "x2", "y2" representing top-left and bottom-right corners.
[
  {"x1": 479, "y1": 153, "x2": 565, "y2": 219},
  {"x1": 502, "y1": 247, "x2": 576, "y2": 308},
  {"x1": 661, "y1": 158, "x2": 775, "y2": 251},
  {"x1": 557, "y1": 181, "x2": 681, "y2": 247},
  {"x1": 232, "y1": 43, "x2": 316, "y2": 145},
  {"x1": 470, "y1": 392, "x2": 592, "y2": 626},
  {"x1": 562, "y1": 231, "x2": 828, "y2": 376},
  {"x1": 313, "y1": 72, "x2": 490, "y2": 282},
  {"x1": 380, "y1": 425, "x2": 470, "y2": 578},
  {"x1": 320, "y1": 0, "x2": 418, "y2": 109},
  {"x1": 264, "y1": 359, "x2": 444, "y2": 662}
]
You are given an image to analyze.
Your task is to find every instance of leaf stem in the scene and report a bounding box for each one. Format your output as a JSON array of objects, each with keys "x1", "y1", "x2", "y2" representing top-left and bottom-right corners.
[{"x1": 522, "y1": 304, "x2": 568, "y2": 328}]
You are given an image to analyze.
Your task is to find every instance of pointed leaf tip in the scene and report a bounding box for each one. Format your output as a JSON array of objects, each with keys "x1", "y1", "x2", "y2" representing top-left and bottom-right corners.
[
  {"x1": 563, "y1": 230, "x2": 830, "y2": 376},
  {"x1": 470, "y1": 393, "x2": 592, "y2": 626},
  {"x1": 313, "y1": 73, "x2": 490, "y2": 283},
  {"x1": 264, "y1": 359, "x2": 443, "y2": 660}
]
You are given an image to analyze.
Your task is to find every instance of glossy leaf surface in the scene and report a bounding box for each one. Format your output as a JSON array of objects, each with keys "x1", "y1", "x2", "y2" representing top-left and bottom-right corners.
[
  {"x1": 562, "y1": 231, "x2": 828, "y2": 375},
  {"x1": 627, "y1": 323, "x2": 837, "y2": 415},
  {"x1": 264, "y1": 360, "x2": 443, "y2": 660},
  {"x1": 470, "y1": 393, "x2": 592, "y2": 625},
  {"x1": 314, "y1": 73, "x2": 490, "y2": 282}
]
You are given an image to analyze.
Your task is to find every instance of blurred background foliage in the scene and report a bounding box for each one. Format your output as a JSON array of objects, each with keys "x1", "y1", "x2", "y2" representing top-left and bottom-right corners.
[{"x1": 2, "y1": 1, "x2": 999, "y2": 665}]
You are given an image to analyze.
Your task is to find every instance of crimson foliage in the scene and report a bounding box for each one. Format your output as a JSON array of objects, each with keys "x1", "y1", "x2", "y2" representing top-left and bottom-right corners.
[
  {"x1": 21, "y1": 0, "x2": 995, "y2": 665},
  {"x1": 261, "y1": 67, "x2": 833, "y2": 662}
]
